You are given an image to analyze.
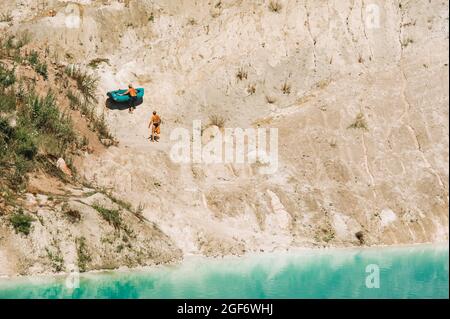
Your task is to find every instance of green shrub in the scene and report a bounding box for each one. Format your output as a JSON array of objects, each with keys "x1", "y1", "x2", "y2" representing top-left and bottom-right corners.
[
  {"x1": 65, "y1": 67, "x2": 115, "y2": 141},
  {"x1": 35, "y1": 62, "x2": 48, "y2": 80},
  {"x1": 1, "y1": 89, "x2": 77, "y2": 192},
  {"x1": 27, "y1": 93, "x2": 59, "y2": 132},
  {"x1": 67, "y1": 90, "x2": 82, "y2": 110},
  {"x1": 0, "y1": 88, "x2": 17, "y2": 112},
  {"x1": 76, "y1": 237, "x2": 91, "y2": 272},
  {"x1": 27, "y1": 51, "x2": 39, "y2": 65},
  {"x1": 9, "y1": 211, "x2": 35, "y2": 235},
  {"x1": 0, "y1": 63, "x2": 15, "y2": 87},
  {"x1": 0, "y1": 117, "x2": 14, "y2": 141},
  {"x1": 46, "y1": 248, "x2": 65, "y2": 272},
  {"x1": 21, "y1": 92, "x2": 76, "y2": 149},
  {"x1": 0, "y1": 117, "x2": 13, "y2": 158},
  {"x1": 102, "y1": 191, "x2": 132, "y2": 211},
  {"x1": 92, "y1": 203, "x2": 122, "y2": 229},
  {"x1": 10, "y1": 156, "x2": 31, "y2": 189},
  {"x1": 1, "y1": 120, "x2": 29, "y2": 189},
  {"x1": 93, "y1": 114, "x2": 114, "y2": 140},
  {"x1": 65, "y1": 65, "x2": 99, "y2": 104},
  {"x1": 14, "y1": 127, "x2": 37, "y2": 160},
  {"x1": 26, "y1": 51, "x2": 48, "y2": 80}
]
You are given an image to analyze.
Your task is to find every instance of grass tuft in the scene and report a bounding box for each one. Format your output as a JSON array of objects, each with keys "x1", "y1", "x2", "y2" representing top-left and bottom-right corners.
[
  {"x1": 76, "y1": 237, "x2": 91, "y2": 272},
  {"x1": 281, "y1": 80, "x2": 291, "y2": 95},
  {"x1": 9, "y1": 210, "x2": 35, "y2": 235},
  {"x1": 0, "y1": 12, "x2": 13, "y2": 23},
  {"x1": 65, "y1": 65, "x2": 99, "y2": 105},
  {"x1": 236, "y1": 67, "x2": 248, "y2": 81},
  {"x1": 348, "y1": 113, "x2": 369, "y2": 131},
  {"x1": 208, "y1": 114, "x2": 226, "y2": 128},
  {"x1": 0, "y1": 63, "x2": 16, "y2": 87},
  {"x1": 88, "y1": 58, "x2": 110, "y2": 69},
  {"x1": 92, "y1": 203, "x2": 122, "y2": 230},
  {"x1": 268, "y1": 1, "x2": 283, "y2": 13}
]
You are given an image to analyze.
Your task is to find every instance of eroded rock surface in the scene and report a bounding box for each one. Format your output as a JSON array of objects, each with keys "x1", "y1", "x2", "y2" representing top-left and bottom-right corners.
[{"x1": 0, "y1": 0, "x2": 448, "y2": 274}]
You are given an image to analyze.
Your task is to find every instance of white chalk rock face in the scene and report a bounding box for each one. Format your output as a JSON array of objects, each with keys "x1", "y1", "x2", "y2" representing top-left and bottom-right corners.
[
  {"x1": 266, "y1": 190, "x2": 291, "y2": 231},
  {"x1": 332, "y1": 213, "x2": 349, "y2": 240},
  {"x1": 380, "y1": 209, "x2": 397, "y2": 228}
]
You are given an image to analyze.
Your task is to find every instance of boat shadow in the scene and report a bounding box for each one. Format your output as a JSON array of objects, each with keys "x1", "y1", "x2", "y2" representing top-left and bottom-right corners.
[{"x1": 105, "y1": 98, "x2": 144, "y2": 111}]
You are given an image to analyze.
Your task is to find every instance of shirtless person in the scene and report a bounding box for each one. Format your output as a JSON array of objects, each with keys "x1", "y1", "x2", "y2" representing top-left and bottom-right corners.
[
  {"x1": 148, "y1": 111, "x2": 161, "y2": 142},
  {"x1": 120, "y1": 84, "x2": 138, "y2": 113}
]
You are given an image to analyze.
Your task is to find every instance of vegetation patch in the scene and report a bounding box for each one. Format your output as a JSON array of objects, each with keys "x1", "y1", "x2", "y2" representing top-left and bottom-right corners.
[
  {"x1": 45, "y1": 247, "x2": 65, "y2": 272},
  {"x1": 315, "y1": 227, "x2": 335, "y2": 243},
  {"x1": 187, "y1": 18, "x2": 197, "y2": 26},
  {"x1": 65, "y1": 66, "x2": 114, "y2": 141},
  {"x1": 281, "y1": 80, "x2": 291, "y2": 95},
  {"x1": 9, "y1": 211, "x2": 35, "y2": 235},
  {"x1": 0, "y1": 32, "x2": 31, "y2": 59},
  {"x1": 0, "y1": 63, "x2": 15, "y2": 87},
  {"x1": 148, "y1": 12, "x2": 155, "y2": 22},
  {"x1": 27, "y1": 50, "x2": 48, "y2": 80},
  {"x1": 76, "y1": 237, "x2": 91, "y2": 272},
  {"x1": 247, "y1": 84, "x2": 256, "y2": 95},
  {"x1": 0, "y1": 35, "x2": 83, "y2": 197},
  {"x1": 348, "y1": 113, "x2": 369, "y2": 131},
  {"x1": 0, "y1": 12, "x2": 13, "y2": 23},
  {"x1": 106, "y1": 193, "x2": 132, "y2": 211},
  {"x1": 402, "y1": 38, "x2": 414, "y2": 48},
  {"x1": 92, "y1": 203, "x2": 122, "y2": 230},
  {"x1": 236, "y1": 68, "x2": 248, "y2": 81},
  {"x1": 88, "y1": 58, "x2": 110, "y2": 69},
  {"x1": 268, "y1": 1, "x2": 283, "y2": 13},
  {"x1": 208, "y1": 114, "x2": 226, "y2": 128},
  {"x1": 65, "y1": 65, "x2": 99, "y2": 105}
]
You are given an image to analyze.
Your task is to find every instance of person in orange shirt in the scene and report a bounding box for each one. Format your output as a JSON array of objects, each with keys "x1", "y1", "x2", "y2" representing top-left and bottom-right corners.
[
  {"x1": 148, "y1": 111, "x2": 161, "y2": 142},
  {"x1": 120, "y1": 84, "x2": 138, "y2": 113}
]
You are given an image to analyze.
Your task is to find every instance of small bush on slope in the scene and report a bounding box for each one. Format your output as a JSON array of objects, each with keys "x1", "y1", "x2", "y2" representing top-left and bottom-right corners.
[{"x1": 9, "y1": 211, "x2": 35, "y2": 235}]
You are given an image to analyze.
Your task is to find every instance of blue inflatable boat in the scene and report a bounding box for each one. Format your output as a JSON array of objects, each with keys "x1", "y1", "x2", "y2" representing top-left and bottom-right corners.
[{"x1": 107, "y1": 88, "x2": 145, "y2": 103}]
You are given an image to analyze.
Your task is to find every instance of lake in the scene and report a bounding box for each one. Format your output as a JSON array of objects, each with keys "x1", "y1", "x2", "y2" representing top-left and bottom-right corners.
[{"x1": 0, "y1": 245, "x2": 448, "y2": 298}]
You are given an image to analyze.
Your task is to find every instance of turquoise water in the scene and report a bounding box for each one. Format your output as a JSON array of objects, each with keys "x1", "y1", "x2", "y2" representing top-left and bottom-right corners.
[{"x1": 0, "y1": 245, "x2": 448, "y2": 299}]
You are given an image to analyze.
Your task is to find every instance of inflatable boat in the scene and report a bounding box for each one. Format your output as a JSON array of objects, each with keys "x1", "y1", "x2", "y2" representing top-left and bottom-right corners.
[{"x1": 107, "y1": 88, "x2": 145, "y2": 103}]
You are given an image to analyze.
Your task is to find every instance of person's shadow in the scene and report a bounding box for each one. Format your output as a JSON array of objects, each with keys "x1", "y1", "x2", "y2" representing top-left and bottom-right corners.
[{"x1": 105, "y1": 97, "x2": 144, "y2": 110}]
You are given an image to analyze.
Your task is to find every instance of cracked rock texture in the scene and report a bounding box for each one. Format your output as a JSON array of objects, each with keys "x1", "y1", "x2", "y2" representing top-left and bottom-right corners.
[{"x1": 1, "y1": 0, "x2": 449, "y2": 270}]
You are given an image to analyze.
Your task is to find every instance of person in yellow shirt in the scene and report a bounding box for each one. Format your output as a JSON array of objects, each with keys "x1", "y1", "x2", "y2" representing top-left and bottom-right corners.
[
  {"x1": 120, "y1": 84, "x2": 138, "y2": 113},
  {"x1": 148, "y1": 111, "x2": 161, "y2": 142}
]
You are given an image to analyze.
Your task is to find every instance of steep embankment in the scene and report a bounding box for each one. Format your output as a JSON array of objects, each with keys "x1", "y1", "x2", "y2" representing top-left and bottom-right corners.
[
  {"x1": 0, "y1": 42, "x2": 182, "y2": 276},
  {"x1": 0, "y1": 0, "x2": 448, "y2": 275}
]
